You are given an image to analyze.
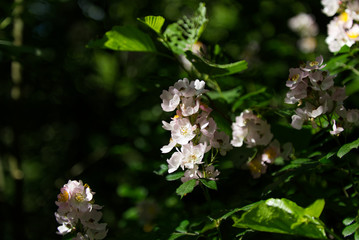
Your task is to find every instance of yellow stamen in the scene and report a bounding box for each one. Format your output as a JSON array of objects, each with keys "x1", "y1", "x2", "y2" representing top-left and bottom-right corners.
[
  {"x1": 339, "y1": 12, "x2": 349, "y2": 22},
  {"x1": 180, "y1": 126, "x2": 188, "y2": 135},
  {"x1": 309, "y1": 61, "x2": 319, "y2": 67},
  {"x1": 58, "y1": 190, "x2": 69, "y2": 202},
  {"x1": 289, "y1": 74, "x2": 300, "y2": 82},
  {"x1": 347, "y1": 32, "x2": 359, "y2": 39},
  {"x1": 75, "y1": 193, "x2": 84, "y2": 202}
]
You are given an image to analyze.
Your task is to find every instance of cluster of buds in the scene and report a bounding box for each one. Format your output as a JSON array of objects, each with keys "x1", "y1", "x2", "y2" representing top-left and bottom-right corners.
[
  {"x1": 160, "y1": 78, "x2": 232, "y2": 182},
  {"x1": 288, "y1": 13, "x2": 319, "y2": 53},
  {"x1": 231, "y1": 109, "x2": 290, "y2": 178},
  {"x1": 55, "y1": 180, "x2": 107, "y2": 240},
  {"x1": 285, "y1": 56, "x2": 359, "y2": 135},
  {"x1": 321, "y1": 0, "x2": 359, "y2": 52}
]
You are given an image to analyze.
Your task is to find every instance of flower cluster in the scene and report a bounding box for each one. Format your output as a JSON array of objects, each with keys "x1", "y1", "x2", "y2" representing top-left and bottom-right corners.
[
  {"x1": 285, "y1": 55, "x2": 359, "y2": 135},
  {"x1": 322, "y1": 0, "x2": 359, "y2": 52},
  {"x1": 288, "y1": 13, "x2": 319, "y2": 53},
  {"x1": 55, "y1": 180, "x2": 108, "y2": 240},
  {"x1": 231, "y1": 109, "x2": 290, "y2": 178},
  {"x1": 160, "y1": 78, "x2": 232, "y2": 182},
  {"x1": 231, "y1": 109, "x2": 273, "y2": 148}
]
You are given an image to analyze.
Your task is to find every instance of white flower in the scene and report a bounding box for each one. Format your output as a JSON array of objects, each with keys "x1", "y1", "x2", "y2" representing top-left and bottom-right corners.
[
  {"x1": 160, "y1": 88, "x2": 180, "y2": 112},
  {"x1": 288, "y1": 13, "x2": 318, "y2": 37},
  {"x1": 321, "y1": 0, "x2": 340, "y2": 16},
  {"x1": 330, "y1": 119, "x2": 344, "y2": 135},
  {"x1": 181, "y1": 142, "x2": 207, "y2": 169},
  {"x1": 326, "y1": 11, "x2": 356, "y2": 52},
  {"x1": 167, "y1": 151, "x2": 183, "y2": 173},
  {"x1": 231, "y1": 110, "x2": 273, "y2": 148},
  {"x1": 171, "y1": 118, "x2": 197, "y2": 145},
  {"x1": 180, "y1": 97, "x2": 200, "y2": 116},
  {"x1": 297, "y1": 37, "x2": 317, "y2": 53},
  {"x1": 181, "y1": 165, "x2": 201, "y2": 183},
  {"x1": 261, "y1": 140, "x2": 281, "y2": 164},
  {"x1": 291, "y1": 108, "x2": 307, "y2": 130},
  {"x1": 301, "y1": 55, "x2": 326, "y2": 71},
  {"x1": 55, "y1": 180, "x2": 107, "y2": 239},
  {"x1": 204, "y1": 165, "x2": 220, "y2": 180}
]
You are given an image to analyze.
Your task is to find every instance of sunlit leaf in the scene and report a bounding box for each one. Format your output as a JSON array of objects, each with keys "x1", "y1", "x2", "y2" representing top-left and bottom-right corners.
[
  {"x1": 186, "y1": 51, "x2": 247, "y2": 78},
  {"x1": 304, "y1": 199, "x2": 325, "y2": 218},
  {"x1": 176, "y1": 179, "x2": 197, "y2": 198},
  {"x1": 343, "y1": 217, "x2": 356, "y2": 226},
  {"x1": 232, "y1": 198, "x2": 327, "y2": 239},
  {"x1": 199, "y1": 179, "x2": 217, "y2": 190},
  {"x1": 163, "y1": 3, "x2": 208, "y2": 55},
  {"x1": 337, "y1": 137, "x2": 359, "y2": 158},
  {"x1": 343, "y1": 222, "x2": 359, "y2": 237},
  {"x1": 138, "y1": 15, "x2": 165, "y2": 34},
  {"x1": 87, "y1": 26, "x2": 157, "y2": 52}
]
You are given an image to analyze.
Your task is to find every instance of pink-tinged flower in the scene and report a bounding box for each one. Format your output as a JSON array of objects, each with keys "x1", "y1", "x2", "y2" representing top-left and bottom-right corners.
[
  {"x1": 190, "y1": 79, "x2": 207, "y2": 95},
  {"x1": 171, "y1": 118, "x2": 197, "y2": 145},
  {"x1": 301, "y1": 55, "x2": 326, "y2": 71},
  {"x1": 181, "y1": 165, "x2": 201, "y2": 183},
  {"x1": 286, "y1": 68, "x2": 309, "y2": 89},
  {"x1": 204, "y1": 165, "x2": 220, "y2": 180},
  {"x1": 174, "y1": 78, "x2": 196, "y2": 97},
  {"x1": 321, "y1": 0, "x2": 340, "y2": 17},
  {"x1": 160, "y1": 89, "x2": 180, "y2": 112},
  {"x1": 330, "y1": 120, "x2": 344, "y2": 135},
  {"x1": 284, "y1": 80, "x2": 308, "y2": 104},
  {"x1": 55, "y1": 180, "x2": 107, "y2": 239},
  {"x1": 181, "y1": 142, "x2": 207, "y2": 169},
  {"x1": 331, "y1": 86, "x2": 347, "y2": 103},
  {"x1": 231, "y1": 110, "x2": 273, "y2": 148},
  {"x1": 210, "y1": 131, "x2": 232, "y2": 156},
  {"x1": 261, "y1": 140, "x2": 281, "y2": 164},
  {"x1": 291, "y1": 108, "x2": 307, "y2": 130},
  {"x1": 180, "y1": 97, "x2": 200, "y2": 116},
  {"x1": 167, "y1": 151, "x2": 183, "y2": 173},
  {"x1": 309, "y1": 71, "x2": 334, "y2": 91},
  {"x1": 305, "y1": 102, "x2": 325, "y2": 118}
]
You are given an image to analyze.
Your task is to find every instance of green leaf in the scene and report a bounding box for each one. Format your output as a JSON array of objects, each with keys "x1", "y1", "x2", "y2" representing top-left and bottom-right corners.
[
  {"x1": 206, "y1": 86, "x2": 243, "y2": 104},
  {"x1": 87, "y1": 26, "x2": 157, "y2": 52},
  {"x1": 275, "y1": 158, "x2": 316, "y2": 174},
  {"x1": 232, "y1": 87, "x2": 266, "y2": 112},
  {"x1": 138, "y1": 15, "x2": 165, "y2": 34},
  {"x1": 343, "y1": 217, "x2": 356, "y2": 226},
  {"x1": 343, "y1": 222, "x2": 359, "y2": 237},
  {"x1": 337, "y1": 138, "x2": 359, "y2": 158},
  {"x1": 163, "y1": 3, "x2": 208, "y2": 55},
  {"x1": 199, "y1": 179, "x2": 217, "y2": 190},
  {"x1": 186, "y1": 51, "x2": 248, "y2": 78},
  {"x1": 154, "y1": 164, "x2": 168, "y2": 175},
  {"x1": 168, "y1": 232, "x2": 189, "y2": 240},
  {"x1": 166, "y1": 171, "x2": 184, "y2": 181},
  {"x1": 304, "y1": 199, "x2": 325, "y2": 218},
  {"x1": 176, "y1": 220, "x2": 190, "y2": 233},
  {"x1": 355, "y1": 229, "x2": 359, "y2": 240},
  {"x1": 232, "y1": 198, "x2": 327, "y2": 239},
  {"x1": 176, "y1": 179, "x2": 197, "y2": 197}
]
